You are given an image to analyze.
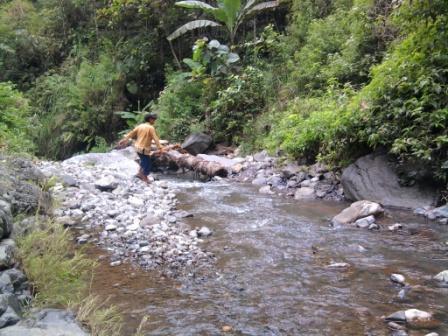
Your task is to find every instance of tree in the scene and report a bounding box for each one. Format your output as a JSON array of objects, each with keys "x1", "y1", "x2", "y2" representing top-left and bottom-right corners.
[{"x1": 167, "y1": 0, "x2": 280, "y2": 45}]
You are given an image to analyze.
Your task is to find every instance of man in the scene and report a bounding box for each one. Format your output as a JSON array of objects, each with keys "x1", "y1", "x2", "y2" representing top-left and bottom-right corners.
[{"x1": 118, "y1": 113, "x2": 164, "y2": 184}]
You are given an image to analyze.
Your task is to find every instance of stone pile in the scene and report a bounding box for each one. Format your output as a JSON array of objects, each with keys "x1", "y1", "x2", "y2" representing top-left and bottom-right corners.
[
  {"x1": 0, "y1": 157, "x2": 50, "y2": 330},
  {"x1": 227, "y1": 150, "x2": 344, "y2": 201},
  {"x1": 38, "y1": 150, "x2": 214, "y2": 277}
]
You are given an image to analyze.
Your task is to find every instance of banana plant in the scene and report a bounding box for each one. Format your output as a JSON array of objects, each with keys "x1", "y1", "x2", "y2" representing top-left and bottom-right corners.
[{"x1": 167, "y1": 0, "x2": 280, "y2": 45}]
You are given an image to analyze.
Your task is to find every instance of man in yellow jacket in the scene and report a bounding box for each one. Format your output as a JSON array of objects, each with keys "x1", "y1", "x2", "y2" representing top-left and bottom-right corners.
[{"x1": 118, "y1": 113, "x2": 164, "y2": 184}]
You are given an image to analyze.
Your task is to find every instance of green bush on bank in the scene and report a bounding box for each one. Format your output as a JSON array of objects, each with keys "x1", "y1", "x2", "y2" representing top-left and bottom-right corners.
[
  {"x1": 30, "y1": 52, "x2": 125, "y2": 159},
  {"x1": 0, "y1": 82, "x2": 35, "y2": 154}
]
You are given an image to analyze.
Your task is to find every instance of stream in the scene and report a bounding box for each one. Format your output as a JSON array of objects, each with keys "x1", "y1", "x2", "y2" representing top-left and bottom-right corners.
[{"x1": 88, "y1": 177, "x2": 448, "y2": 336}]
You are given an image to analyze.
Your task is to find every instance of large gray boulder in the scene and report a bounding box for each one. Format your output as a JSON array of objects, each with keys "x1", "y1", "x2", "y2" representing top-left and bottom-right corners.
[
  {"x1": 181, "y1": 133, "x2": 212, "y2": 155},
  {"x1": 342, "y1": 154, "x2": 437, "y2": 209},
  {"x1": 0, "y1": 309, "x2": 88, "y2": 336}
]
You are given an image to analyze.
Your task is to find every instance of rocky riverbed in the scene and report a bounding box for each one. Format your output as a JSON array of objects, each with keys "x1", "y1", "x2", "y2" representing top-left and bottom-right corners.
[{"x1": 38, "y1": 148, "x2": 215, "y2": 278}]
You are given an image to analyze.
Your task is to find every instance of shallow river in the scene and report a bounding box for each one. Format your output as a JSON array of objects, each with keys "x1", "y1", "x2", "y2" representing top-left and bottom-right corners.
[{"x1": 89, "y1": 178, "x2": 448, "y2": 336}]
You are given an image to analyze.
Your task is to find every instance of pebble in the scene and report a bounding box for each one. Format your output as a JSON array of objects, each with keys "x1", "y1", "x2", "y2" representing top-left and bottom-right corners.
[
  {"x1": 355, "y1": 215, "x2": 376, "y2": 228},
  {"x1": 110, "y1": 261, "x2": 122, "y2": 267},
  {"x1": 368, "y1": 223, "x2": 379, "y2": 230},
  {"x1": 390, "y1": 273, "x2": 406, "y2": 286},
  {"x1": 198, "y1": 227, "x2": 212, "y2": 237},
  {"x1": 388, "y1": 223, "x2": 403, "y2": 231},
  {"x1": 105, "y1": 224, "x2": 117, "y2": 231},
  {"x1": 327, "y1": 262, "x2": 350, "y2": 269}
]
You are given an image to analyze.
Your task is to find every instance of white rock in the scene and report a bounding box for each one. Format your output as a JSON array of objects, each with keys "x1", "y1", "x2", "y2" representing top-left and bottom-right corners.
[
  {"x1": 404, "y1": 309, "x2": 432, "y2": 322},
  {"x1": 332, "y1": 200, "x2": 383, "y2": 226},
  {"x1": 355, "y1": 215, "x2": 376, "y2": 228},
  {"x1": 294, "y1": 187, "x2": 315, "y2": 199},
  {"x1": 424, "y1": 333, "x2": 439, "y2": 336},
  {"x1": 189, "y1": 230, "x2": 198, "y2": 238},
  {"x1": 105, "y1": 224, "x2": 117, "y2": 231},
  {"x1": 128, "y1": 197, "x2": 144, "y2": 207},
  {"x1": 198, "y1": 226, "x2": 212, "y2": 237},
  {"x1": 259, "y1": 185, "x2": 274, "y2": 194},
  {"x1": 95, "y1": 176, "x2": 118, "y2": 191},
  {"x1": 110, "y1": 260, "x2": 122, "y2": 267},
  {"x1": 434, "y1": 270, "x2": 448, "y2": 284},
  {"x1": 126, "y1": 224, "x2": 139, "y2": 231},
  {"x1": 388, "y1": 223, "x2": 403, "y2": 231},
  {"x1": 327, "y1": 262, "x2": 350, "y2": 268},
  {"x1": 390, "y1": 273, "x2": 406, "y2": 285}
]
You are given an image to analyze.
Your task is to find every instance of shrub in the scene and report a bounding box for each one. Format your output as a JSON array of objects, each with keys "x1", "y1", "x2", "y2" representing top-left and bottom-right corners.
[
  {"x1": 31, "y1": 52, "x2": 125, "y2": 159},
  {"x1": 0, "y1": 82, "x2": 35, "y2": 154},
  {"x1": 17, "y1": 220, "x2": 95, "y2": 307}
]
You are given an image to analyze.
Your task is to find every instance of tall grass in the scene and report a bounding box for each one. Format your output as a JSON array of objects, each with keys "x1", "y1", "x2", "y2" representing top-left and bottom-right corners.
[{"x1": 16, "y1": 219, "x2": 124, "y2": 335}]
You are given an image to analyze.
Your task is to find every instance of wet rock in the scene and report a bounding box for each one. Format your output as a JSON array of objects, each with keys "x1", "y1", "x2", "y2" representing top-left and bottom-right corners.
[
  {"x1": 388, "y1": 223, "x2": 403, "y2": 232},
  {"x1": 259, "y1": 186, "x2": 274, "y2": 194},
  {"x1": 0, "y1": 273, "x2": 14, "y2": 294},
  {"x1": 327, "y1": 262, "x2": 350, "y2": 269},
  {"x1": 286, "y1": 180, "x2": 298, "y2": 189},
  {"x1": 387, "y1": 322, "x2": 406, "y2": 330},
  {"x1": 252, "y1": 177, "x2": 267, "y2": 186},
  {"x1": 94, "y1": 176, "x2": 118, "y2": 192},
  {"x1": 294, "y1": 187, "x2": 315, "y2": 200},
  {"x1": 391, "y1": 331, "x2": 408, "y2": 336},
  {"x1": 434, "y1": 270, "x2": 448, "y2": 285},
  {"x1": 355, "y1": 215, "x2": 375, "y2": 228},
  {"x1": 331, "y1": 200, "x2": 383, "y2": 226},
  {"x1": 385, "y1": 311, "x2": 406, "y2": 323},
  {"x1": 390, "y1": 273, "x2": 406, "y2": 286},
  {"x1": 0, "y1": 308, "x2": 87, "y2": 336},
  {"x1": 341, "y1": 153, "x2": 437, "y2": 209},
  {"x1": 431, "y1": 205, "x2": 448, "y2": 218},
  {"x1": 110, "y1": 261, "x2": 122, "y2": 267},
  {"x1": 174, "y1": 210, "x2": 193, "y2": 219},
  {"x1": 368, "y1": 223, "x2": 379, "y2": 230},
  {"x1": 404, "y1": 309, "x2": 435, "y2": 328},
  {"x1": 197, "y1": 227, "x2": 212, "y2": 238}
]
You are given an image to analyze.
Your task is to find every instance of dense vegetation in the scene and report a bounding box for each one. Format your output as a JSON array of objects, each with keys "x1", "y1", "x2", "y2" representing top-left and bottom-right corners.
[{"x1": 0, "y1": 0, "x2": 446, "y2": 187}]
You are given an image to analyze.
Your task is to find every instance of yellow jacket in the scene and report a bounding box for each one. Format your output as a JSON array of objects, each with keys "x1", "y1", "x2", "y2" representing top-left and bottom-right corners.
[{"x1": 124, "y1": 123, "x2": 161, "y2": 154}]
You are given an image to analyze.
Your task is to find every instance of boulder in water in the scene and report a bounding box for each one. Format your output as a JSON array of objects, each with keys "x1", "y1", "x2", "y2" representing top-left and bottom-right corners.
[
  {"x1": 331, "y1": 200, "x2": 383, "y2": 226},
  {"x1": 181, "y1": 133, "x2": 212, "y2": 155},
  {"x1": 341, "y1": 154, "x2": 437, "y2": 209}
]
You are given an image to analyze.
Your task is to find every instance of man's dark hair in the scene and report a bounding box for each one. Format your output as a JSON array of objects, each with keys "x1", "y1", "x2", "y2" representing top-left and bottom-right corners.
[{"x1": 144, "y1": 113, "x2": 158, "y2": 122}]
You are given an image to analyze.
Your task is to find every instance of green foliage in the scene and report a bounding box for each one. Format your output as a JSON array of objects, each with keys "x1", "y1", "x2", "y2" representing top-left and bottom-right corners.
[
  {"x1": 266, "y1": 83, "x2": 355, "y2": 162},
  {"x1": 17, "y1": 220, "x2": 95, "y2": 306},
  {"x1": 155, "y1": 70, "x2": 208, "y2": 141},
  {"x1": 168, "y1": 0, "x2": 280, "y2": 44},
  {"x1": 210, "y1": 65, "x2": 268, "y2": 143},
  {"x1": 31, "y1": 52, "x2": 125, "y2": 159},
  {"x1": 288, "y1": 0, "x2": 387, "y2": 93},
  {"x1": 0, "y1": 82, "x2": 35, "y2": 154},
  {"x1": 183, "y1": 38, "x2": 240, "y2": 78},
  {"x1": 333, "y1": 12, "x2": 448, "y2": 181}
]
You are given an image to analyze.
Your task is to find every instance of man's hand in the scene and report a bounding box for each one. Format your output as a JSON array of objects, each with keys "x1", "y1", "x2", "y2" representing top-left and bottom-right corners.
[{"x1": 117, "y1": 139, "x2": 128, "y2": 149}]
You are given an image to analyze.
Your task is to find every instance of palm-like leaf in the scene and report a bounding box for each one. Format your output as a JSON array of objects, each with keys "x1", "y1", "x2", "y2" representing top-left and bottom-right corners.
[
  {"x1": 176, "y1": 1, "x2": 217, "y2": 11},
  {"x1": 219, "y1": 0, "x2": 241, "y2": 31},
  {"x1": 246, "y1": 0, "x2": 279, "y2": 15},
  {"x1": 167, "y1": 19, "x2": 222, "y2": 41},
  {"x1": 242, "y1": 0, "x2": 257, "y2": 12}
]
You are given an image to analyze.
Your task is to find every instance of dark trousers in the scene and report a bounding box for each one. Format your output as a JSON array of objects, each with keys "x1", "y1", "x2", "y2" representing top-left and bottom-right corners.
[{"x1": 137, "y1": 153, "x2": 153, "y2": 176}]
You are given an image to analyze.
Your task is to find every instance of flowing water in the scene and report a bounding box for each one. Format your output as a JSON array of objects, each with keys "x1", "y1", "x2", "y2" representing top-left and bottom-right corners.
[{"x1": 89, "y1": 178, "x2": 448, "y2": 336}]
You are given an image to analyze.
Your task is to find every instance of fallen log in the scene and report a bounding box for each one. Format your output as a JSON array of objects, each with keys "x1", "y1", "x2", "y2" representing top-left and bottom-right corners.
[{"x1": 153, "y1": 145, "x2": 229, "y2": 178}]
